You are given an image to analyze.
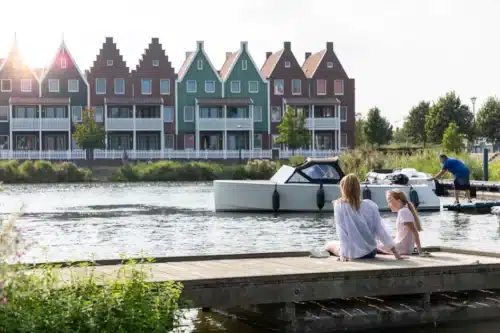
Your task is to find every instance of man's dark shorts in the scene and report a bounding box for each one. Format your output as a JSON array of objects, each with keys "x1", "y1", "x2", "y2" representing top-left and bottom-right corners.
[{"x1": 454, "y1": 175, "x2": 471, "y2": 190}]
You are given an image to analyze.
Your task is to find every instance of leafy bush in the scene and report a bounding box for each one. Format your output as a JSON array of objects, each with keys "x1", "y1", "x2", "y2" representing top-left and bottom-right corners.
[{"x1": 0, "y1": 160, "x2": 91, "y2": 183}]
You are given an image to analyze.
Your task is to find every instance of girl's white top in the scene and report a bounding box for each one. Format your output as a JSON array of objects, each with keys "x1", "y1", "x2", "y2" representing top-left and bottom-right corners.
[{"x1": 334, "y1": 199, "x2": 394, "y2": 258}]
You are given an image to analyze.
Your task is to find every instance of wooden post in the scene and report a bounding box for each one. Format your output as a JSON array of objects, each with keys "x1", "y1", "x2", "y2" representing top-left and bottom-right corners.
[{"x1": 483, "y1": 148, "x2": 489, "y2": 181}]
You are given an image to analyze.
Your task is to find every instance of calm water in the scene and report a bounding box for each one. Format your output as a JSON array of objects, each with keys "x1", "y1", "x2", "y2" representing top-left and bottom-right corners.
[{"x1": 1, "y1": 182, "x2": 499, "y2": 332}]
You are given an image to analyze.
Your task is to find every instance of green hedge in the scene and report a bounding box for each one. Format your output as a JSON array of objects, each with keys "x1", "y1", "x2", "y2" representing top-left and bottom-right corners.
[{"x1": 0, "y1": 160, "x2": 91, "y2": 183}]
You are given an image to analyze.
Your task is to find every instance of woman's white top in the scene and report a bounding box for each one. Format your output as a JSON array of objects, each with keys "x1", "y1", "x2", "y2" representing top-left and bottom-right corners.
[{"x1": 334, "y1": 199, "x2": 395, "y2": 258}]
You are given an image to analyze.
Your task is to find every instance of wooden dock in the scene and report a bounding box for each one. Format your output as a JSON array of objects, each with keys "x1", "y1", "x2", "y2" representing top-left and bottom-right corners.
[
  {"x1": 38, "y1": 247, "x2": 500, "y2": 309},
  {"x1": 438, "y1": 179, "x2": 500, "y2": 193}
]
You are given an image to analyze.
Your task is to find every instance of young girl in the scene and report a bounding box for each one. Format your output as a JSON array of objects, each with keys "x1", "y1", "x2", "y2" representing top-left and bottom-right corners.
[{"x1": 377, "y1": 189, "x2": 423, "y2": 256}]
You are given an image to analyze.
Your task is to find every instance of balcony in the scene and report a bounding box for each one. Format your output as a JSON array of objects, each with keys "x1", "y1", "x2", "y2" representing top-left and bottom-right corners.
[
  {"x1": 11, "y1": 118, "x2": 41, "y2": 131},
  {"x1": 305, "y1": 117, "x2": 340, "y2": 130},
  {"x1": 107, "y1": 118, "x2": 134, "y2": 131},
  {"x1": 198, "y1": 118, "x2": 253, "y2": 131},
  {"x1": 136, "y1": 118, "x2": 163, "y2": 131},
  {"x1": 41, "y1": 118, "x2": 70, "y2": 130}
]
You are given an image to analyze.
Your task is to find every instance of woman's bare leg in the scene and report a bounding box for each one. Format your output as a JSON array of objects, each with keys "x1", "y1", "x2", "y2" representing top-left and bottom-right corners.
[{"x1": 326, "y1": 241, "x2": 340, "y2": 256}]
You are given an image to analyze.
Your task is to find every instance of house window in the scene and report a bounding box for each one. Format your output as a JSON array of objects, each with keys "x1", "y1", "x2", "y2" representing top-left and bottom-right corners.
[
  {"x1": 141, "y1": 79, "x2": 152, "y2": 95},
  {"x1": 327, "y1": 61, "x2": 334, "y2": 68},
  {"x1": 274, "y1": 79, "x2": 284, "y2": 95},
  {"x1": 96, "y1": 78, "x2": 106, "y2": 94},
  {"x1": 230, "y1": 81, "x2": 241, "y2": 93},
  {"x1": 184, "y1": 106, "x2": 194, "y2": 122},
  {"x1": 292, "y1": 79, "x2": 301, "y2": 95},
  {"x1": 205, "y1": 80, "x2": 215, "y2": 93},
  {"x1": 242, "y1": 60, "x2": 248, "y2": 70},
  {"x1": 197, "y1": 59, "x2": 203, "y2": 70},
  {"x1": 284, "y1": 61, "x2": 291, "y2": 68},
  {"x1": 71, "y1": 106, "x2": 83, "y2": 122},
  {"x1": 272, "y1": 134, "x2": 280, "y2": 149},
  {"x1": 165, "y1": 134, "x2": 174, "y2": 149},
  {"x1": 253, "y1": 106, "x2": 262, "y2": 122},
  {"x1": 68, "y1": 79, "x2": 79, "y2": 92},
  {"x1": 160, "y1": 79, "x2": 170, "y2": 95},
  {"x1": 0, "y1": 135, "x2": 8, "y2": 149},
  {"x1": 94, "y1": 106, "x2": 104, "y2": 122},
  {"x1": 184, "y1": 134, "x2": 195, "y2": 149},
  {"x1": 317, "y1": 79, "x2": 327, "y2": 95},
  {"x1": 248, "y1": 81, "x2": 259, "y2": 93},
  {"x1": 152, "y1": 60, "x2": 160, "y2": 67},
  {"x1": 163, "y1": 106, "x2": 174, "y2": 122},
  {"x1": 60, "y1": 57, "x2": 67, "y2": 69},
  {"x1": 49, "y1": 79, "x2": 60, "y2": 92},
  {"x1": 114, "y1": 78, "x2": 125, "y2": 94},
  {"x1": 186, "y1": 80, "x2": 197, "y2": 93},
  {"x1": 1, "y1": 79, "x2": 12, "y2": 92},
  {"x1": 271, "y1": 106, "x2": 282, "y2": 122},
  {"x1": 340, "y1": 106, "x2": 347, "y2": 122},
  {"x1": 21, "y1": 79, "x2": 32, "y2": 92},
  {"x1": 107, "y1": 60, "x2": 113, "y2": 66},
  {"x1": 0, "y1": 106, "x2": 9, "y2": 121},
  {"x1": 341, "y1": 133, "x2": 347, "y2": 148},
  {"x1": 253, "y1": 134, "x2": 262, "y2": 149},
  {"x1": 334, "y1": 80, "x2": 344, "y2": 95}
]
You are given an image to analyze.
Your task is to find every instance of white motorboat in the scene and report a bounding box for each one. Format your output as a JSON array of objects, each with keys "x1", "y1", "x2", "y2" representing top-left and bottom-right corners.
[
  {"x1": 213, "y1": 157, "x2": 441, "y2": 213},
  {"x1": 365, "y1": 168, "x2": 436, "y2": 190}
]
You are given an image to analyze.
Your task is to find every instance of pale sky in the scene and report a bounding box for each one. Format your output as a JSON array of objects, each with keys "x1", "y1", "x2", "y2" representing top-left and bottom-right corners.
[{"x1": 1, "y1": 0, "x2": 498, "y2": 125}]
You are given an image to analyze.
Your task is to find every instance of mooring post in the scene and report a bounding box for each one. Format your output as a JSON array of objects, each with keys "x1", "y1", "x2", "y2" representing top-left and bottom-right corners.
[{"x1": 483, "y1": 148, "x2": 489, "y2": 181}]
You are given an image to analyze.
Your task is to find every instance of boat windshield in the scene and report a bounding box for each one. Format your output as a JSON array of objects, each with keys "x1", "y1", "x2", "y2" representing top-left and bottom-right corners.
[{"x1": 288, "y1": 164, "x2": 341, "y2": 183}]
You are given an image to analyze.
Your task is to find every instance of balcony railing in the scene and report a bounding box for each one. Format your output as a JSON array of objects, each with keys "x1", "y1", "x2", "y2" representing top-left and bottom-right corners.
[
  {"x1": 198, "y1": 117, "x2": 253, "y2": 131},
  {"x1": 305, "y1": 117, "x2": 340, "y2": 130},
  {"x1": 11, "y1": 118, "x2": 40, "y2": 130},
  {"x1": 41, "y1": 118, "x2": 70, "y2": 130},
  {"x1": 106, "y1": 118, "x2": 134, "y2": 131},
  {"x1": 136, "y1": 118, "x2": 163, "y2": 131}
]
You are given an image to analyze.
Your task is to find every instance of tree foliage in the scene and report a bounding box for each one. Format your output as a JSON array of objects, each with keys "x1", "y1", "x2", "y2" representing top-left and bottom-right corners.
[
  {"x1": 392, "y1": 127, "x2": 409, "y2": 145},
  {"x1": 425, "y1": 92, "x2": 473, "y2": 144},
  {"x1": 72, "y1": 108, "x2": 106, "y2": 150},
  {"x1": 476, "y1": 96, "x2": 500, "y2": 145},
  {"x1": 403, "y1": 101, "x2": 430, "y2": 145},
  {"x1": 354, "y1": 114, "x2": 367, "y2": 148},
  {"x1": 442, "y1": 122, "x2": 464, "y2": 153},
  {"x1": 275, "y1": 105, "x2": 311, "y2": 151},
  {"x1": 363, "y1": 107, "x2": 393, "y2": 146}
]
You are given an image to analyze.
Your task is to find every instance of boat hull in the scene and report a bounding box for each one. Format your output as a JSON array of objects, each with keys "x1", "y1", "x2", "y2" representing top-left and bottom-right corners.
[{"x1": 214, "y1": 180, "x2": 441, "y2": 213}]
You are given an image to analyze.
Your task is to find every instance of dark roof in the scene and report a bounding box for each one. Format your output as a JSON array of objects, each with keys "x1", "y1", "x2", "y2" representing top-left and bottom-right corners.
[
  {"x1": 284, "y1": 97, "x2": 340, "y2": 106},
  {"x1": 10, "y1": 97, "x2": 70, "y2": 105},
  {"x1": 105, "y1": 97, "x2": 163, "y2": 105},
  {"x1": 196, "y1": 98, "x2": 253, "y2": 106}
]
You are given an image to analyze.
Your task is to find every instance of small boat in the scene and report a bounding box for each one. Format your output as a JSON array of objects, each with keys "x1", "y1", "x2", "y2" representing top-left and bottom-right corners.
[
  {"x1": 213, "y1": 157, "x2": 441, "y2": 213},
  {"x1": 366, "y1": 168, "x2": 435, "y2": 190}
]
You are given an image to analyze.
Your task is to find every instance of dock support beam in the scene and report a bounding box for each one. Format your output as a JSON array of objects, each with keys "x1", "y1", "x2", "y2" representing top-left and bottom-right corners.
[{"x1": 483, "y1": 148, "x2": 489, "y2": 181}]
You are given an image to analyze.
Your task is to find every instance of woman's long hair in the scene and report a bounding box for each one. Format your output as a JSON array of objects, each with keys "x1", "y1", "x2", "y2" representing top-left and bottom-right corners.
[
  {"x1": 339, "y1": 173, "x2": 361, "y2": 211},
  {"x1": 387, "y1": 189, "x2": 423, "y2": 231}
]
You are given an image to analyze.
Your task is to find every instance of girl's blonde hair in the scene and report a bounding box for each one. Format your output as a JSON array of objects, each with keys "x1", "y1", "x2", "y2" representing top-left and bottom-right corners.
[
  {"x1": 387, "y1": 189, "x2": 423, "y2": 231},
  {"x1": 339, "y1": 173, "x2": 361, "y2": 211}
]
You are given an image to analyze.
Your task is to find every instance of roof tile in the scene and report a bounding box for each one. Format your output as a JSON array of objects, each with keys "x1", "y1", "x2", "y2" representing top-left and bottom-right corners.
[
  {"x1": 260, "y1": 50, "x2": 284, "y2": 78},
  {"x1": 302, "y1": 50, "x2": 326, "y2": 78}
]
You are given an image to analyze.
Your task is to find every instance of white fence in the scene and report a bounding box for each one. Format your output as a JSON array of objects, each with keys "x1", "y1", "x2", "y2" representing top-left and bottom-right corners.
[{"x1": 0, "y1": 149, "x2": 341, "y2": 160}]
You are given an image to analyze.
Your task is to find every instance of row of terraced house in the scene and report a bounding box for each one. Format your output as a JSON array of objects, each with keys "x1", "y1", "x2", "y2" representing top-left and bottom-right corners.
[{"x1": 0, "y1": 37, "x2": 354, "y2": 160}]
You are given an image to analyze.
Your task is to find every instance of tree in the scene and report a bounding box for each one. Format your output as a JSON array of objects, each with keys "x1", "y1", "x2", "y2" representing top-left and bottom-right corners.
[
  {"x1": 425, "y1": 92, "x2": 474, "y2": 144},
  {"x1": 442, "y1": 122, "x2": 464, "y2": 153},
  {"x1": 403, "y1": 101, "x2": 430, "y2": 146},
  {"x1": 354, "y1": 113, "x2": 367, "y2": 148},
  {"x1": 275, "y1": 105, "x2": 311, "y2": 153},
  {"x1": 392, "y1": 127, "x2": 409, "y2": 145},
  {"x1": 476, "y1": 96, "x2": 500, "y2": 145},
  {"x1": 363, "y1": 107, "x2": 393, "y2": 146},
  {"x1": 73, "y1": 108, "x2": 106, "y2": 158}
]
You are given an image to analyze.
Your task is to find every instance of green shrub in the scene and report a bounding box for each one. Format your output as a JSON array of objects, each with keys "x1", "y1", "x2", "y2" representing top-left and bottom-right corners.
[
  {"x1": 0, "y1": 160, "x2": 91, "y2": 184},
  {"x1": 0, "y1": 261, "x2": 184, "y2": 332}
]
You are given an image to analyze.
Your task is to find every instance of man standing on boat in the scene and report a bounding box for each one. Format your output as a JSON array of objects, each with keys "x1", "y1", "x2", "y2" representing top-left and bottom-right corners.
[{"x1": 428, "y1": 154, "x2": 472, "y2": 205}]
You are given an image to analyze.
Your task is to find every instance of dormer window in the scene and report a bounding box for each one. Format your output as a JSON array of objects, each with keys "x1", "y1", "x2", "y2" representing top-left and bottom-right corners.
[
  {"x1": 60, "y1": 57, "x2": 67, "y2": 69},
  {"x1": 107, "y1": 60, "x2": 114, "y2": 67},
  {"x1": 284, "y1": 61, "x2": 291, "y2": 68},
  {"x1": 327, "y1": 61, "x2": 334, "y2": 68},
  {"x1": 152, "y1": 60, "x2": 159, "y2": 67}
]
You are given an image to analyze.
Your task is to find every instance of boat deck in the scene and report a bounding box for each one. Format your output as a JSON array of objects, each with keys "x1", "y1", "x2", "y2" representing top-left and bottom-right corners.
[{"x1": 41, "y1": 247, "x2": 500, "y2": 308}]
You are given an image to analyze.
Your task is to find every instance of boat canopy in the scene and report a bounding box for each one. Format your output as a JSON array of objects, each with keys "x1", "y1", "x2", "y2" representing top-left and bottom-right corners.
[{"x1": 270, "y1": 157, "x2": 345, "y2": 184}]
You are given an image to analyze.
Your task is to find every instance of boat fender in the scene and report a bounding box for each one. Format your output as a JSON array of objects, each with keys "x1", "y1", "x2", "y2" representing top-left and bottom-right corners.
[
  {"x1": 272, "y1": 184, "x2": 280, "y2": 212},
  {"x1": 317, "y1": 184, "x2": 325, "y2": 210},
  {"x1": 362, "y1": 186, "x2": 371, "y2": 200},
  {"x1": 409, "y1": 186, "x2": 420, "y2": 208}
]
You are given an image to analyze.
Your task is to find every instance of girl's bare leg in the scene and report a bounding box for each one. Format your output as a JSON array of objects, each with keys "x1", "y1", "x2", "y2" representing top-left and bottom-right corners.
[{"x1": 326, "y1": 241, "x2": 340, "y2": 256}]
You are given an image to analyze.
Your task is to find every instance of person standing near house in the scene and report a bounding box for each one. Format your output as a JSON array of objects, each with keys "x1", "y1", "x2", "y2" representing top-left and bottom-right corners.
[{"x1": 428, "y1": 154, "x2": 472, "y2": 205}]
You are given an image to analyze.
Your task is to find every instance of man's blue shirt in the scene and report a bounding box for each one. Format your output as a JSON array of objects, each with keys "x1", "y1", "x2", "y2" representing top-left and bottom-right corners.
[{"x1": 442, "y1": 158, "x2": 470, "y2": 178}]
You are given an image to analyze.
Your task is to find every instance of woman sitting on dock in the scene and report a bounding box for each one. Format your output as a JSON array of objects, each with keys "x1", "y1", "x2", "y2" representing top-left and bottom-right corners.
[
  {"x1": 326, "y1": 174, "x2": 403, "y2": 261},
  {"x1": 377, "y1": 190, "x2": 423, "y2": 256}
]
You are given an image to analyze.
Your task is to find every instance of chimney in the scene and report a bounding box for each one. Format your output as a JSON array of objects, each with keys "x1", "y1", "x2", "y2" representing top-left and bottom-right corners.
[
  {"x1": 225, "y1": 52, "x2": 233, "y2": 60},
  {"x1": 105, "y1": 37, "x2": 113, "y2": 43},
  {"x1": 305, "y1": 52, "x2": 312, "y2": 61},
  {"x1": 240, "y1": 41, "x2": 248, "y2": 50},
  {"x1": 151, "y1": 37, "x2": 159, "y2": 44},
  {"x1": 284, "y1": 41, "x2": 291, "y2": 50},
  {"x1": 196, "y1": 41, "x2": 204, "y2": 50},
  {"x1": 266, "y1": 52, "x2": 272, "y2": 59},
  {"x1": 185, "y1": 51, "x2": 191, "y2": 59},
  {"x1": 326, "y1": 42, "x2": 334, "y2": 51}
]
